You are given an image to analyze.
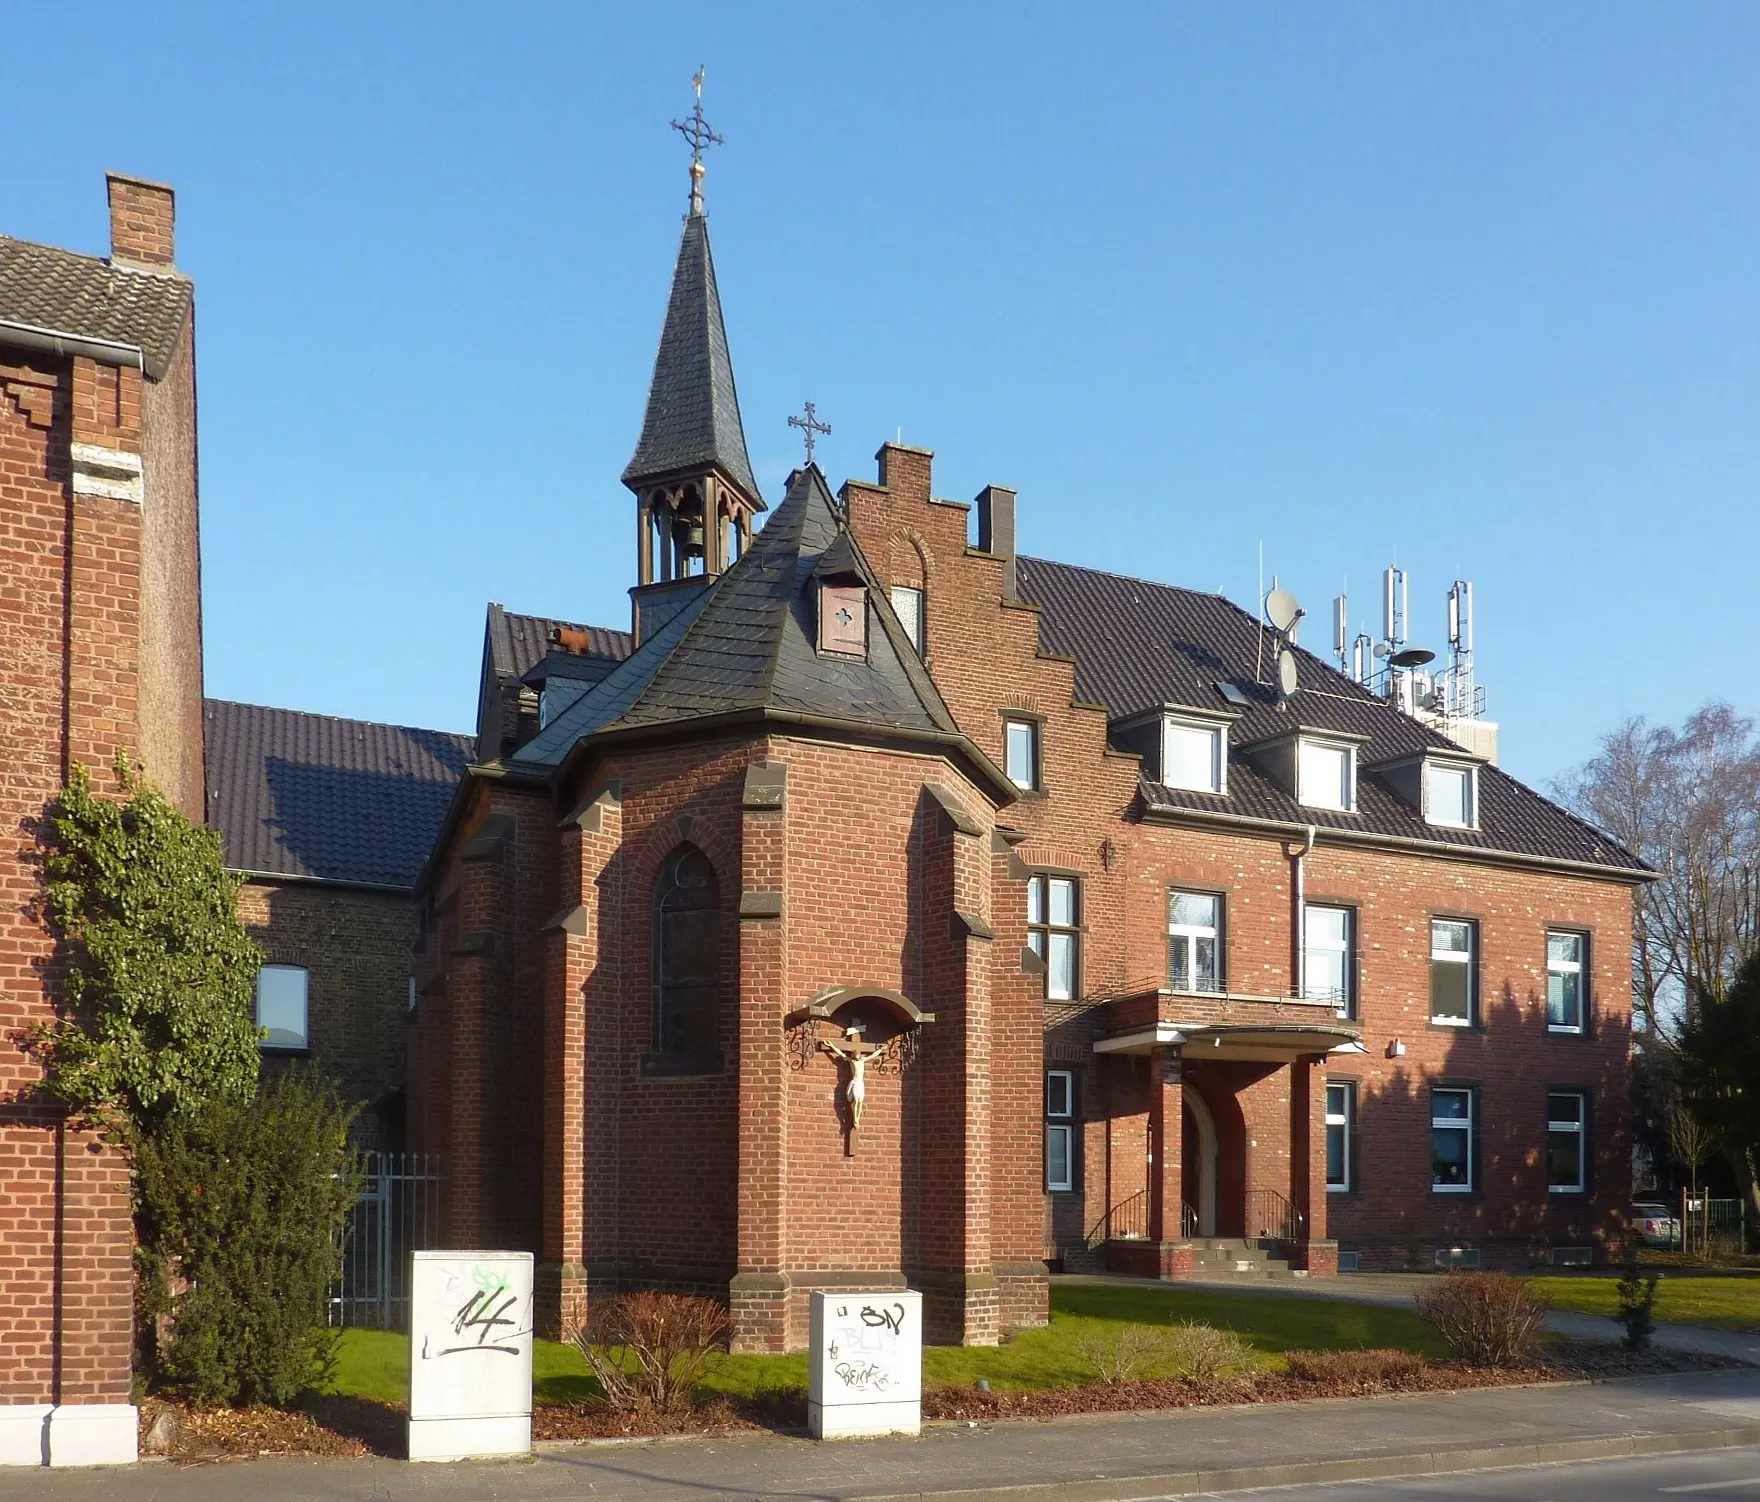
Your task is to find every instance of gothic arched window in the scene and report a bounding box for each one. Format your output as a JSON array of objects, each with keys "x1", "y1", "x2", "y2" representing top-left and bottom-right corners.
[{"x1": 651, "y1": 845, "x2": 721, "y2": 1060}]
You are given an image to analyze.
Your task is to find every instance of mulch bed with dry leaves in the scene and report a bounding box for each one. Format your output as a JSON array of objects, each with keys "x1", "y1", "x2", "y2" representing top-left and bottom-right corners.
[{"x1": 138, "y1": 1340, "x2": 1750, "y2": 1462}]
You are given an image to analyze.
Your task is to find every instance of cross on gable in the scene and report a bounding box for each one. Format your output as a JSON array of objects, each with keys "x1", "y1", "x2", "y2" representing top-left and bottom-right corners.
[{"x1": 788, "y1": 401, "x2": 832, "y2": 466}]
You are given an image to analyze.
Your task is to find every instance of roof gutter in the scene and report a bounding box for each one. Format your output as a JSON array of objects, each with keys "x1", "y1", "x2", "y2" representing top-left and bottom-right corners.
[
  {"x1": 1139, "y1": 799, "x2": 1658, "y2": 885},
  {"x1": 0, "y1": 317, "x2": 143, "y2": 371}
]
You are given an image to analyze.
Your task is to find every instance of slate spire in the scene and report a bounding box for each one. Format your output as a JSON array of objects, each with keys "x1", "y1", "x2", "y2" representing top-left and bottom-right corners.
[{"x1": 622, "y1": 210, "x2": 760, "y2": 504}]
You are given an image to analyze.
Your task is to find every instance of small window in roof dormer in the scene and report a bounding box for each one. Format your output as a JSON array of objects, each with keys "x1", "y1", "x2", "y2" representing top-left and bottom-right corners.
[
  {"x1": 1298, "y1": 738, "x2": 1355, "y2": 812},
  {"x1": 1425, "y1": 760, "x2": 1477, "y2": 829},
  {"x1": 1164, "y1": 716, "x2": 1225, "y2": 794},
  {"x1": 817, "y1": 582, "x2": 867, "y2": 657}
]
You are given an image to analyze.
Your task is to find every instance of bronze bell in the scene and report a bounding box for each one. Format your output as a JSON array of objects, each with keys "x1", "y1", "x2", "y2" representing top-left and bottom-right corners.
[{"x1": 683, "y1": 522, "x2": 706, "y2": 558}]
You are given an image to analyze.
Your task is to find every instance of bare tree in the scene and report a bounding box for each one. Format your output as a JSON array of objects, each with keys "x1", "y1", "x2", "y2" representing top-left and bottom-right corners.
[{"x1": 1553, "y1": 703, "x2": 1760, "y2": 1035}]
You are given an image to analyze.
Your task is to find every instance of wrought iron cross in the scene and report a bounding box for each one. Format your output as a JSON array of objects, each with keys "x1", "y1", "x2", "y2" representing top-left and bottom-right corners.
[
  {"x1": 788, "y1": 401, "x2": 832, "y2": 466},
  {"x1": 671, "y1": 67, "x2": 724, "y2": 214}
]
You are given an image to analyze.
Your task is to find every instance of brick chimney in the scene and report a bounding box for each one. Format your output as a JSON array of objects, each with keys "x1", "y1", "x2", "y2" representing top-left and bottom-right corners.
[{"x1": 106, "y1": 171, "x2": 176, "y2": 269}]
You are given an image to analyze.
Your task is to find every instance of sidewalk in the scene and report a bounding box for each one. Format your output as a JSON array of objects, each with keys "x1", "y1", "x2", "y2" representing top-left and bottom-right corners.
[{"x1": 4, "y1": 1369, "x2": 1760, "y2": 1502}]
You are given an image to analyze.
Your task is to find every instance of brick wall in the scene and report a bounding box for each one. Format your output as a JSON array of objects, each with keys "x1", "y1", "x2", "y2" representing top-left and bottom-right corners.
[
  {"x1": 0, "y1": 348, "x2": 139, "y2": 1405},
  {"x1": 845, "y1": 440, "x2": 1639, "y2": 1272},
  {"x1": 235, "y1": 879, "x2": 418, "y2": 1143}
]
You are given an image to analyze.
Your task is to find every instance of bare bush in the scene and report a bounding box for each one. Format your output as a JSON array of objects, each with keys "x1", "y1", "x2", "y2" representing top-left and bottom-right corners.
[
  {"x1": 1413, "y1": 1272, "x2": 1551, "y2": 1367},
  {"x1": 1285, "y1": 1348, "x2": 1426, "y2": 1384},
  {"x1": 1073, "y1": 1323, "x2": 1169, "y2": 1385},
  {"x1": 571, "y1": 1291, "x2": 729, "y2": 1414},
  {"x1": 1161, "y1": 1321, "x2": 1253, "y2": 1380}
]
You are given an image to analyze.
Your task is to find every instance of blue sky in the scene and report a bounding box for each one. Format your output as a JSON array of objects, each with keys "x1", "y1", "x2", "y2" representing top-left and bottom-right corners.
[{"x1": 8, "y1": 3, "x2": 1758, "y2": 788}]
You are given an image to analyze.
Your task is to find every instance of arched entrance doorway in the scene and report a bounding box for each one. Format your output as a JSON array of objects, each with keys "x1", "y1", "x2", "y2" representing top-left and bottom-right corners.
[{"x1": 1181, "y1": 1088, "x2": 1218, "y2": 1237}]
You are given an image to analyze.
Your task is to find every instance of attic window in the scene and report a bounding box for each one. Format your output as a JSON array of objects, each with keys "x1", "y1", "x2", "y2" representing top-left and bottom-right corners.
[
  {"x1": 1297, "y1": 738, "x2": 1355, "y2": 812},
  {"x1": 1425, "y1": 761, "x2": 1478, "y2": 829},
  {"x1": 1163, "y1": 716, "x2": 1225, "y2": 794},
  {"x1": 818, "y1": 582, "x2": 868, "y2": 657}
]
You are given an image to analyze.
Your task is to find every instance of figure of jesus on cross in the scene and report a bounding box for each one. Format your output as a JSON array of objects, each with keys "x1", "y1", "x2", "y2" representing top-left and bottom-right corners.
[{"x1": 818, "y1": 1021, "x2": 880, "y2": 1156}]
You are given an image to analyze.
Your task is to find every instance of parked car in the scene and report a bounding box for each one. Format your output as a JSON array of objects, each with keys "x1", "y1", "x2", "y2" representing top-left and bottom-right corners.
[{"x1": 1632, "y1": 1202, "x2": 1681, "y2": 1247}]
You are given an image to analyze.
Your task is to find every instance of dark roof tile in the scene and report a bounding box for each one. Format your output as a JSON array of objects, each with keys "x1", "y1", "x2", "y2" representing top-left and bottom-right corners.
[
  {"x1": 205, "y1": 700, "x2": 473, "y2": 889},
  {"x1": 1016, "y1": 556, "x2": 1646, "y2": 875},
  {"x1": 0, "y1": 237, "x2": 192, "y2": 380}
]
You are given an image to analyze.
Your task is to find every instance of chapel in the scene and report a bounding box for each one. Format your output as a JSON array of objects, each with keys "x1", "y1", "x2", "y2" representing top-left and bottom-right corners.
[{"x1": 401, "y1": 138, "x2": 1651, "y2": 1352}]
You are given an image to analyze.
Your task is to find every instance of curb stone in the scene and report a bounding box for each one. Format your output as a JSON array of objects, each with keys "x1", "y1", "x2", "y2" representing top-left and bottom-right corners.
[{"x1": 850, "y1": 1425, "x2": 1760, "y2": 1502}]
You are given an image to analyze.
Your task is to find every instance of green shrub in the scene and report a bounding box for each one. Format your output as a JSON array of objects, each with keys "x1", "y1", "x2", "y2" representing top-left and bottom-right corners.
[
  {"x1": 1615, "y1": 1264, "x2": 1660, "y2": 1352},
  {"x1": 133, "y1": 1072, "x2": 361, "y2": 1407},
  {"x1": 1413, "y1": 1272, "x2": 1551, "y2": 1368}
]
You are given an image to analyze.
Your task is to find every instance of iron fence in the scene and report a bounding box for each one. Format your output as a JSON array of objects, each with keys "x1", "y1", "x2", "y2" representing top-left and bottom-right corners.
[
  {"x1": 329, "y1": 1152, "x2": 445, "y2": 1331},
  {"x1": 1682, "y1": 1194, "x2": 1746, "y2": 1259}
]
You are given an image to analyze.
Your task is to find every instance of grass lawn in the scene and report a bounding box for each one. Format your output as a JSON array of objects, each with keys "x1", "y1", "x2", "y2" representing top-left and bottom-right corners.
[
  {"x1": 326, "y1": 1282, "x2": 1444, "y2": 1405},
  {"x1": 1530, "y1": 1274, "x2": 1760, "y2": 1332}
]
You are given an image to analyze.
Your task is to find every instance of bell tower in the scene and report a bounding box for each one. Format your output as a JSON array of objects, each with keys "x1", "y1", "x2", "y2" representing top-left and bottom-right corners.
[{"x1": 624, "y1": 70, "x2": 764, "y2": 587}]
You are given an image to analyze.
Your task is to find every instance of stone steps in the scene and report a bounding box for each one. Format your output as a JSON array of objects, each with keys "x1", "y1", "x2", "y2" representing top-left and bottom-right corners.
[{"x1": 1185, "y1": 1237, "x2": 1306, "y2": 1281}]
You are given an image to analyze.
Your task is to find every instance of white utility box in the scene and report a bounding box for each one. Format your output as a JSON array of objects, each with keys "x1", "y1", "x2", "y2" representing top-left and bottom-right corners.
[
  {"x1": 807, "y1": 1289, "x2": 922, "y2": 1439},
  {"x1": 407, "y1": 1250, "x2": 534, "y2": 1462}
]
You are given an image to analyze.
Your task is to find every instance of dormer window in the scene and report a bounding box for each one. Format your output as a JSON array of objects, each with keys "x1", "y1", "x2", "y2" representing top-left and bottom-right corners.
[
  {"x1": 1425, "y1": 760, "x2": 1477, "y2": 829},
  {"x1": 1163, "y1": 716, "x2": 1226, "y2": 794},
  {"x1": 1297, "y1": 737, "x2": 1356, "y2": 812},
  {"x1": 817, "y1": 582, "x2": 867, "y2": 657}
]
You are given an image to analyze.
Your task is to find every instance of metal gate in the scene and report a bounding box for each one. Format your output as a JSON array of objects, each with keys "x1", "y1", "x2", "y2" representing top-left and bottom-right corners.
[
  {"x1": 330, "y1": 1152, "x2": 445, "y2": 1331},
  {"x1": 1683, "y1": 1194, "x2": 1746, "y2": 1260}
]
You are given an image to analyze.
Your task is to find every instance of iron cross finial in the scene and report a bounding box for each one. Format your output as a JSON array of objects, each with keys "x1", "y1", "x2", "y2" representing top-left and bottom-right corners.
[
  {"x1": 671, "y1": 66, "x2": 724, "y2": 216},
  {"x1": 788, "y1": 401, "x2": 832, "y2": 466}
]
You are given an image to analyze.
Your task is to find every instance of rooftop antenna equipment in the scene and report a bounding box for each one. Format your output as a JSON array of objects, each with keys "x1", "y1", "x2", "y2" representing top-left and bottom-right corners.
[
  {"x1": 1332, "y1": 593, "x2": 1348, "y2": 670},
  {"x1": 1263, "y1": 585, "x2": 1305, "y2": 705}
]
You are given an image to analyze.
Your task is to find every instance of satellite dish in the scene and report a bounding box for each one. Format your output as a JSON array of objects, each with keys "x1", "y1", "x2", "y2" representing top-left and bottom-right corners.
[
  {"x1": 1372, "y1": 642, "x2": 1390, "y2": 659},
  {"x1": 1390, "y1": 647, "x2": 1436, "y2": 669},
  {"x1": 1266, "y1": 587, "x2": 1302, "y2": 633},
  {"x1": 1277, "y1": 648, "x2": 1299, "y2": 698}
]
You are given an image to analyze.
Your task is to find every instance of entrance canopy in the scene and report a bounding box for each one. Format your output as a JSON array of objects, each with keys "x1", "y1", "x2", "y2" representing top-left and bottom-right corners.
[{"x1": 1093, "y1": 1020, "x2": 1363, "y2": 1062}]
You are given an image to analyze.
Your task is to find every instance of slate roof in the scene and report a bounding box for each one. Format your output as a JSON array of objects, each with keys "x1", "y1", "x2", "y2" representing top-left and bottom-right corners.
[
  {"x1": 485, "y1": 605, "x2": 631, "y2": 683},
  {"x1": 514, "y1": 466, "x2": 963, "y2": 767},
  {"x1": 0, "y1": 237, "x2": 192, "y2": 381},
  {"x1": 205, "y1": 699, "x2": 474, "y2": 889},
  {"x1": 622, "y1": 211, "x2": 762, "y2": 503},
  {"x1": 1015, "y1": 557, "x2": 1647, "y2": 876}
]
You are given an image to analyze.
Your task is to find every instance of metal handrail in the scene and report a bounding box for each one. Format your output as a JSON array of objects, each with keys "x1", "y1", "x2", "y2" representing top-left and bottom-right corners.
[{"x1": 1244, "y1": 1187, "x2": 1304, "y2": 1243}]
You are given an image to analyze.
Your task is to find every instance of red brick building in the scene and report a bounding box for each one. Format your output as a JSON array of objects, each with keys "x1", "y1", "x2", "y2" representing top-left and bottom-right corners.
[
  {"x1": 0, "y1": 174, "x2": 203, "y2": 1464},
  {"x1": 408, "y1": 166, "x2": 1651, "y2": 1354}
]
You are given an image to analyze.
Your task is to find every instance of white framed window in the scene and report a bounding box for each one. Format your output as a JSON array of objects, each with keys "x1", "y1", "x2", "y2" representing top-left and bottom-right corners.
[
  {"x1": 1303, "y1": 904, "x2": 1355, "y2": 1015},
  {"x1": 1168, "y1": 890, "x2": 1223, "y2": 993},
  {"x1": 1028, "y1": 874, "x2": 1080, "y2": 1001},
  {"x1": 1326, "y1": 1082, "x2": 1355, "y2": 1192},
  {"x1": 1548, "y1": 1091, "x2": 1587, "y2": 1193},
  {"x1": 1432, "y1": 1087, "x2": 1475, "y2": 1192},
  {"x1": 1163, "y1": 717, "x2": 1225, "y2": 794},
  {"x1": 256, "y1": 964, "x2": 310, "y2": 1051},
  {"x1": 1430, "y1": 918, "x2": 1476, "y2": 1026},
  {"x1": 1005, "y1": 717, "x2": 1040, "y2": 791},
  {"x1": 889, "y1": 585, "x2": 924, "y2": 653},
  {"x1": 1547, "y1": 931, "x2": 1586, "y2": 1032},
  {"x1": 1046, "y1": 1069, "x2": 1076, "y2": 1191},
  {"x1": 1425, "y1": 761, "x2": 1477, "y2": 828},
  {"x1": 1298, "y1": 738, "x2": 1355, "y2": 811}
]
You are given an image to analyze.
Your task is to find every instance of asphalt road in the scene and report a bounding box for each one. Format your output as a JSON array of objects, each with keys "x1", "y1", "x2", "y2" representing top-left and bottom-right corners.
[{"x1": 1236, "y1": 1446, "x2": 1760, "y2": 1502}]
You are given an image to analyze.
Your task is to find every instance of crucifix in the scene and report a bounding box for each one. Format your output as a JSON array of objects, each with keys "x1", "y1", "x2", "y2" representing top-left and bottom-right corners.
[
  {"x1": 817, "y1": 1021, "x2": 880, "y2": 1155},
  {"x1": 788, "y1": 401, "x2": 832, "y2": 467},
  {"x1": 671, "y1": 66, "x2": 724, "y2": 216}
]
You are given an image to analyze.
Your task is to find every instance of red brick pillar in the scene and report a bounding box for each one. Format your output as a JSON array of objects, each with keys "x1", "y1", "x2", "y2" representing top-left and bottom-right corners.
[
  {"x1": 1147, "y1": 1049, "x2": 1191, "y2": 1276},
  {"x1": 538, "y1": 782, "x2": 620, "y2": 1337},
  {"x1": 731, "y1": 759, "x2": 791, "y2": 1352},
  {"x1": 1290, "y1": 1054, "x2": 1336, "y2": 1274}
]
